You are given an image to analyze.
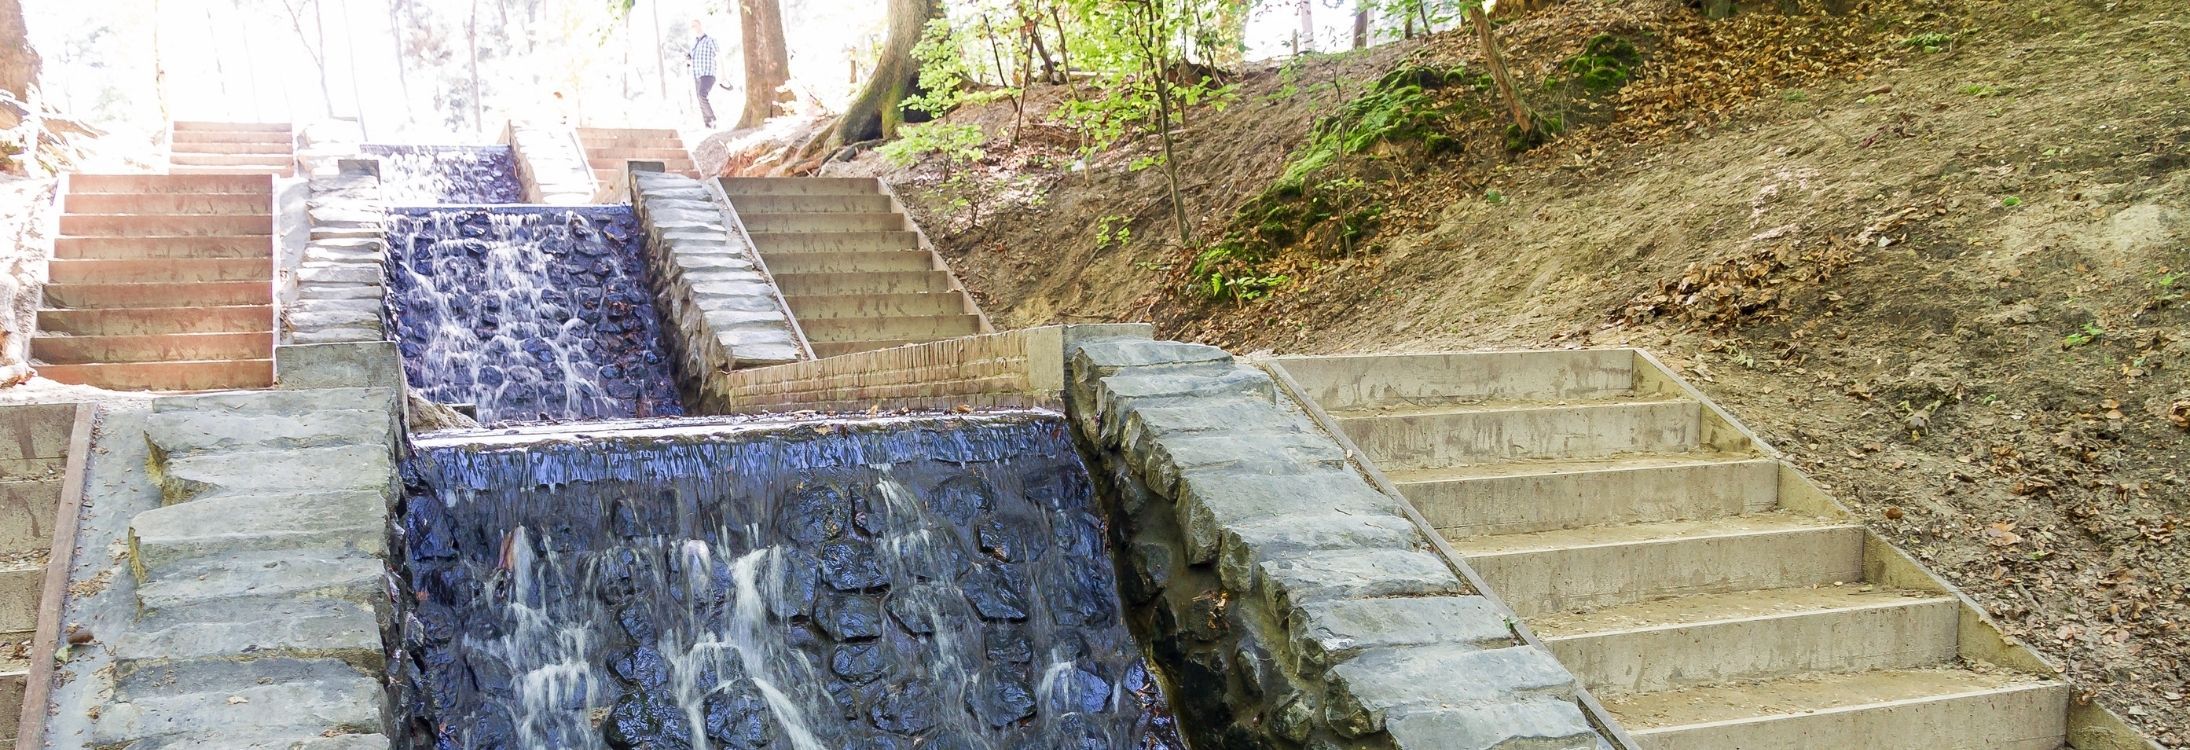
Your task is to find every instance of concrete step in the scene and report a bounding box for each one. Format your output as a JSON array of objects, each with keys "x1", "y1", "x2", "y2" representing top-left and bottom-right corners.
[
  {"x1": 64, "y1": 192, "x2": 272, "y2": 216},
  {"x1": 70, "y1": 174, "x2": 273, "y2": 195},
  {"x1": 0, "y1": 654, "x2": 24, "y2": 732},
  {"x1": 169, "y1": 141, "x2": 292, "y2": 155},
  {"x1": 59, "y1": 213, "x2": 272, "y2": 237},
  {"x1": 131, "y1": 490, "x2": 384, "y2": 576},
  {"x1": 748, "y1": 230, "x2": 918, "y2": 253},
  {"x1": 1610, "y1": 667, "x2": 2069, "y2": 749},
  {"x1": 813, "y1": 339, "x2": 921, "y2": 358},
  {"x1": 0, "y1": 561, "x2": 42, "y2": 632},
  {"x1": 137, "y1": 549, "x2": 380, "y2": 613},
  {"x1": 1338, "y1": 398, "x2": 1703, "y2": 472},
  {"x1": 782, "y1": 292, "x2": 968, "y2": 319},
  {"x1": 0, "y1": 479, "x2": 62, "y2": 556},
  {"x1": 42, "y1": 281, "x2": 273, "y2": 309},
  {"x1": 1391, "y1": 453, "x2": 1779, "y2": 537},
  {"x1": 1275, "y1": 350, "x2": 1640, "y2": 412},
  {"x1": 91, "y1": 657, "x2": 380, "y2": 744},
  {"x1": 54, "y1": 235, "x2": 273, "y2": 260},
  {"x1": 167, "y1": 130, "x2": 294, "y2": 145},
  {"x1": 171, "y1": 153, "x2": 293, "y2": 168},
  {"x1": 773, "y1": 270, "x2": 954, "y2": 297},
  {"x1": 31, "y1": 331, "x2": 272, "y2": 365},
  {"x1": 173, "y1": 121, "x2": 291, "y2": 133},
  {"x1": 798, "y1": 314, "x2": 981, "y2": 342},
  {"x1": 740, "y1": 211, "x2": 905, "y2": 233},
  {"x1": 762, "y1": 250, "x2": 934, "y2": 275},
  {"x1": 576, "y1": 126, "x2": 680, "y2": 139},
  {"x1": 48, "y1": 258, "x2": 272, "y2": 284},
  {"x1": 731, "y1": 194, "x2": 895, "y2": 214},
  {"x1": 35, "y1": 359, "x2": 274, "y2": 391},
  {"x1": 1453, "y1": 512, "x2": 1865, "y2": 617},
  {"x1": 720, "y1": 176, "x2": 879, "y2": 196},
  {"x1": 37, "y1": 305, "x2": 272, "y2": 336},
  {"x1": 169, "y1": 164, "x2": 295, "y2": 177},
  {"x1": 112, "y1": 594, "x2": 381, "y2": 668},
  {"x1": 587, "y1": 148, "x2": 690, "y2": 163},
  {"x1": 1535, "y1": 586, "x2": 1960, "y2": 694}
]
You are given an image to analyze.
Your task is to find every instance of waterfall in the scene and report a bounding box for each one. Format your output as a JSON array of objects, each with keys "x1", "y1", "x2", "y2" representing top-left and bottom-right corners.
[
  {"x1": 365, "y1": 144, "x2": 526, "y2": 204},
  {"x1": 385, "y1": 206, "x2": 683, "y2": 425},
  {"x1": 391, "y1": 415, "x2": 1184, "y2": 750}
]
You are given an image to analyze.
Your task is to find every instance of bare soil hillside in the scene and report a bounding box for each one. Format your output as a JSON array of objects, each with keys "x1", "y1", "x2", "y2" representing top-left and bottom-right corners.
[{"x1": 858, "y1": 0, "x2": 2190, "y2": 741}]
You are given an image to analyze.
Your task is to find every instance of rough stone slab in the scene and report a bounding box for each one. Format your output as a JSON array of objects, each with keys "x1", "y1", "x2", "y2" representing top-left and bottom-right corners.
[
  {"x1": 276, "y1": 341, "x2": 405, "y2": 389},
  {"x1": 1289, "y1": 596, "x2": 1513, "y2": 676},
  {"x1": 1257, "y1": 547, "x2": 1464, "y2": 614},
  {"x1": 1140, "y1": 429, "x2": 1348, "y2": 497},
  {"x1": 1095, "y1": 366, "x2": 1276, "y2": 434},
  {"x1": 147, "y1": 408, "x2": 390, "y2": 457},
  {"x1": 157, "y1": 444, "x2": 394, "y2": 505},
  {"x1": 112, "y1": 594, "x2": 383, "y2": 667},
  {"x1": 297, "y1": 265, "x2": 382, "y2": 284},
  {"x1": 1381, "y1": 697, "x2": 1599, "y2": 750},
  {"x1": 1216, "y1": 511, "x2": 1422, "y2": 594},
  {"x1": 129, "y1": 733, "x2": 393, "y2": 750},
  {"x1": 1325, "y1": 644, "x2": 1581, "y2": 738},
  {"x1": 1112, "y1": 396, "x2": 1313, "y2": 455},
  {"x1": 729, "y1": 342, "x2": 803, "y2": 368},
  {"x1": 291, "y1": 328, "x2": 386, "y2": 345},
  {"x1": 137, "y1": 549, "x2": 383, "y2": 612},
  {"x1": 298, "y1": 283, "x2": 386, "y2": 300},
  {"x1": 289, "y1": 309, "x2": 383, "y2": 332},
  {"x1": 131, "y1": 489, "x2": 385, "y2": 573},
  {"x1": 1073, "y1": 339, "x2": 1234, "y2": 378},
  {"x1": 291, "y1": 298, "x2": 384, "y2": 314},
  {"x1": 153, "y1": 387, "x2": 396, "y2": 416},
  {"x1": 92, "y1": 657, "x2": 383, "y2": 744},
  {"x1": 1173, "y1": 470, "x2": 1400, "y2": 564}
]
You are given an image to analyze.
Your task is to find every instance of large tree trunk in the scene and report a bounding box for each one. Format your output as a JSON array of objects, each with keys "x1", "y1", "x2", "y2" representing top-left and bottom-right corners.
[
  {"x1": 831, "y1": 0, "x2": 938, "y2": 145},
  {"x1": 0, "y1": 0, "x2": 38, "y2": 99},
  {"x1": 1466, "y1": 6, "x2": 1533, "y2": 141},
  {"x1": 734, "y1": 0, "x2": 793, "y2": 129},
  {"x1": 1352, "y1": 2, "x2": 1369, "y2": 49}
]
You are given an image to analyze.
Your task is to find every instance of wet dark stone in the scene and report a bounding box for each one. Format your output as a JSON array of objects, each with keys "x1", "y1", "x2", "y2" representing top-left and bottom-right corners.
[
  {"x1": 814, "y1": 592, "x2": 886, "y2": 641},
  {"x1": 703, "y1": 688, "x2": 773, "y2": 749},
  {"x1": 768, "y1": 547, "x2": 821, "y2": 619},
  {"x1": 927, "y1": 476, "x2": 994, "y2": 525},
  {"x1": 868, "y1": 680, "x2": 938, "y2": 734},
  {"x1": 363, "y1": 144, "x2": 524, "y2": 204},
  {"x1": 821, "y1": 540, "x2": 888, "y2": 591},
  {"x1": 962, "y1": 564, "x2": 1029, "y2": 621},
  {"x1": 884, "y1": 586, "x2": 940, "y2": 635},
  {"x1": 985, "y1": 626, "x2": 1034, "y2": 665},
  {"x1": 1052, "y1": 666, "x2": 1113, "y2": 714},
  {"x1": 967, "y1": 669, "x2": 1036, "y2": 728},
  {"x1": 603, "y1": 691, "x2": 691, "y2": 750},
  {"x1": 831, "y1": 641, "x2": 890, "y2": 684},
  {"x1": 617, "y1": 606, "x2": 655, "y2": 643},
  {"x1": 781, "y1": 485, "x2": 851, "y2": 544},
  {"x1": 609, "y1": 645, "x2": 670, "y2": 690}
]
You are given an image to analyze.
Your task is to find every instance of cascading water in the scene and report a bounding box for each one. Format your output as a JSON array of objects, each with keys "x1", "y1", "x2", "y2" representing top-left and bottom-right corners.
[
  {"x1": 366, "y1": 144, "x2": 526, "y2": 204},
  {"x1": 386, "y1": 206, "x2": 683, "y2": 424},
  {"x1": 392, "y1": 415, "x2": 1184, "y2": 750}
]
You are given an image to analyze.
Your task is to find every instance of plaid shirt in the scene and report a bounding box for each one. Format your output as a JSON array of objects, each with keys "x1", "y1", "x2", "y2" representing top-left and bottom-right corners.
[{"x1": 690, "y1": 34, "x2": 719, "y2": 78}]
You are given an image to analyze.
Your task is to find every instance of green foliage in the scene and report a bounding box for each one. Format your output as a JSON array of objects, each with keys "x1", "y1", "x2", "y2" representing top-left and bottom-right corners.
[
  {"x1": 2000, "y1": 195, "x2": 2022, "y2": 207},
  {"x1": 1276, "y1": 64, "x2": 1477, "y2": 191},
  {"x1": 903, "y1": 18, "x2": 1013, "y2": 118},
  {"x1": 1560, "y1": 35, "x2": 1641, "y2": 94},
  {"x1": 2063, "y1": 322, "x2": 2104, "y2": 348},
  {"x1": 876, "y1": 122, "x2": 988, "y2": 168},
  {"x1": 1780, "y1": 89, "x2": 1810, "y2": 102},
  {"x1": 1901, "y1": 31, "x2": 1960, "y2": 53},
  {"x1": 1095, "y1": 214, "x2": 1134, "y2": 249},
  {"x1": 1484, "y1": 189, "x2": 1507, "y2": 204},
  {"x1": 1189, "y1": 240, "x2": 1290, "y2": 302},
  {"x1": 1958, "y1": 83, "x2": 2000, "y2": 97}
]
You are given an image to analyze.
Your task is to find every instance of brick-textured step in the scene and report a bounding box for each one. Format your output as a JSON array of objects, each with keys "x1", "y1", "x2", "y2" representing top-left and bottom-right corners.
[
  {"x1": 174, "y1": 121, "x2": 291, "y2": 132},
  {"x1": 64, "y1": 192, "x2": 272, "y2": 216},
  {"x1": 761, "y1": 251, "x2": 934, "y2": 275},
  {"x1": 781, "y1": 292, "x2": 968, "y2": 319},
  {"x1": 171, "y1": 153, "x2": 293, "y2": 168},
  {"x1": 730, "y1": 194, "x2": 895, "y2": 214},
  {"x1": 70, "y1": 174, "x2": 273, "y2": 195},
  {"x1": 169, "y1": 164, "x2": 295, "y2": 177},
  {"x1": 59, "y1": 214, "x2": 272, "y2": 237},
  {"x1": 720, "y1": 176, "x2": 878, "y2": 196},
  {"x1": 48, "y1": 258, "x2": 272, "y2": 285},
  {"x1": 37, "y1": 305, "x2": 273, "y2": 336},
  {"x1": 42, "y1": 282, "x2": 273, "y2": 309},
  {"x1": 36, "y1": 359, "x2": 274, "y2": 391},
  {"x1": 168, "y1": 130, "x2": 294, "y2": 145},
  {"x1": 31, "y1": 331, "x2": 273, "y2": 365},
  {"x1": 798, "y1": 314, "x2": 981, "y2": 342},
  {"x1": 740, "y1": 212, "x2": 905, "y2": 234},
  {"x1": 772, "y1": 271, "x2": 954, "y2": 297},
  {"x1": 54, "y1": 235, "x2": 273, "y2": 261},
  {"x1": 812, "y1": 339, "x2": 919, "y2": 358},
  {"x1": 747, "y1": 230, "x2": 919, "y2": 254}
]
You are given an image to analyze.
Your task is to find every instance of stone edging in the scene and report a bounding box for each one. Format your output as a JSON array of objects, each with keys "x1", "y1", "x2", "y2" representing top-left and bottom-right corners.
[
  {"x1": 290, "y1": 159, "x2": 389, "y2": 345},
  {"x1": 704, "y1": 324, "x2": 1147, "y2": 414},
  {"x1": 506, "y1": 120, "x2": 595, "y2": 204},
  {"x1": 630, "y1": 169, "x2": 806, "y2": 400}
]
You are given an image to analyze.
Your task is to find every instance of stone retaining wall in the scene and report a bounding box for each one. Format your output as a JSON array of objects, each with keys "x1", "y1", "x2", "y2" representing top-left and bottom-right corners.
[
  {"x1": 703, "y1": 324, "x2": 1146, "y2": 414},
  {"x1": 289, "y1": 159, "x2": 389, "y2": 346},
  {"x1": 630, "y1": 169, "x2": 806, "y2": 403},
  {"x1": 1065, "y1": 338, "x2": 1605, "y2": 750},
  {"x1": 506, "y1": 121, "x2": 594, "y2": 204}
]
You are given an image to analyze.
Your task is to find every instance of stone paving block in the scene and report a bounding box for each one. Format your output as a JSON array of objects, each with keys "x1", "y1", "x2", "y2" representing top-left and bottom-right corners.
[
  {"x1": 1140, "y1": 429, "x2": 1349, "y2": 497},
  {"x1": 131, "y1": 490, "x2": 385, "y2": 573},
  {"x1": 1174, "y1": 470, "x2": 1401, "y2": 564},
  {"x1": 136, "y1": 549, "x2": 382, "y2": 612},
  {"x1": 1289, "y1": 596, "x2": 1514, "y2": 676},
  {"x1": 92, "y1": 657, "x2": 383, "y2": 745},
  {"x1": 113, "y1": 594, "x2": 383, "y2": 667},
  {"x1": 1380, "y1": 697, "x2": 1599, "y2": 750},
  {"x1": 130, "y1": 732, "x2": 393, "y2": 750},
  {"x1": 1112, "y1": 396, "x2": 1312, "y2": 455},
  {"x1": 1258, "y1": 547, "x2": 1464, "y2": 614},
  {"x1": 153, "y1": 387, "x2": 395, "y2": 418},
  {"x1": 156, "y1": 444, "x2": 394, "y2": 504},
  {"x1": 1325, "y1": 644, "x2": 1581, "y2": 738},
  {"x1": 1073, "y1": 339, "x2": 1234, "y2": 379},
  {"x1": 1216, "y1": 511, "x2": 1422, "y2": 593},
  {"x1": 146, "y1": 408, "x2": 389, "y2": 458},
  {"x1": 1093, "y1": 366, "x2": 1276, "y2": 433}
]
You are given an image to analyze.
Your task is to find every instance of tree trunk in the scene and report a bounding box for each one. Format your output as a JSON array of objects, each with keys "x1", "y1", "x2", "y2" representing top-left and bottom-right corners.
[
  {"x1": 0, "y1": 0, "x2": 39, "y2": 99},
  {"x1": 1467, "y1": 5, "x2": 1533, "y2": 141},
  {"x1": 735, "y1": 0, "x2": 793, "y2": 129},
  {"x1": 1295, "y1": 0, "x2": 1313, "y2": 53},
  {"x1": 467, "y1": 0, "x2": 483, "y2": 130},
  {"x1": 1352, "y1": 3, "x2": 1369, "y2": 49},
  {"x1": 832, "y1": 0, "x2": 938, "y2": 146},
  {"x1": 387, "y1": 0, "x2": 412, "y2": 116}
]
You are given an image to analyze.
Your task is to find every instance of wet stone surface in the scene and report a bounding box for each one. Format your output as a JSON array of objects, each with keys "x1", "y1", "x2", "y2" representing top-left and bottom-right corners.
[
  {"x1": 393, "y1": 417, "x2": 1183, "y2": 750},
  {"x1": 365, "y1": 144, "x2": 525, "y2": 204},
  {"x1": 386, "y1": 206, "x2": 684, "y2": 424}
]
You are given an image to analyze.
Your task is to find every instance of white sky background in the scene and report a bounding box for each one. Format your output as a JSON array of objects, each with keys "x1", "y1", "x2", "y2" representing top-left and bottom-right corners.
[{"x1": 23, "y1": 0, "x2": 1372, "y2": 146}]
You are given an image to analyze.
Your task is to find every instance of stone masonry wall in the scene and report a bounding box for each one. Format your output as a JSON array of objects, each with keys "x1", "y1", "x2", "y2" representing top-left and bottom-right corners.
[
  {"x1": 290, "y1": 159, "x2": 389, "y2": 345},
  {"x1": 631, "y1": 169, "x2": 805, "y2": 401},
  {"x1": 507, "y1": 121, "x2": 595, "y2": 204},
  {"x1": 1065, "y1": 338, "x2": 1605, "y2": 750},
  {"x1": 704, "y1": 324, "x2": 1148, "y2": 415}
]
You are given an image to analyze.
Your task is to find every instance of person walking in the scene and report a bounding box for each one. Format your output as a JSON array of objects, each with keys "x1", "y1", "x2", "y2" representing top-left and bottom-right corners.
[{"x1": 688, "y1": 18, "x2": 721, "y2": 129}]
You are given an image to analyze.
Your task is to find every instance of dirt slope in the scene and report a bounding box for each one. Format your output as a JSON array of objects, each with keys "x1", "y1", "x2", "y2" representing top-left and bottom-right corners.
[{"x1": 858, "y1": 0, "x2": 2190, "y2": 741}]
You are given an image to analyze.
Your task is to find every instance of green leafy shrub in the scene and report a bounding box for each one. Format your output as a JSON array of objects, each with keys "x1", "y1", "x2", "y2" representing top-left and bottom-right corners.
[
  {"x1": 1562, "y1": 35, "x2": 1642, "y2": 94},
  {"x1": 876, "y1": 122, "x2": 986, "y2": 168}
]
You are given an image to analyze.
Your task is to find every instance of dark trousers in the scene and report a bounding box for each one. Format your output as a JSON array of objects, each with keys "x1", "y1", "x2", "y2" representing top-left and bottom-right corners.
[{"x1": 696, "y1": 75, "x2": 717, "y2": 127}]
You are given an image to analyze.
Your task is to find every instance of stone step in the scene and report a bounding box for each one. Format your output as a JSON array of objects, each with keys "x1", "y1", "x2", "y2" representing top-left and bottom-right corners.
[
  {"x1": 167, "y1": 129, "x2": 295, "y2": 145},
  {"x1": 69, "y1": 173, "x2": 274, "y2": 195},
  {"x1": 783, "y1": 292, "x2": 969, "y2": 319},
  {"x1": 1535, "y1": 586, "x2": 1961, "y2": 694},
  {"x1": 136, "y1": 548, "x2": 381, "y2": 612},
  {"x1": 0, "y1": 561, "x2": 41, "y2": 632},
  {"x1": 116, "y1": 731, "x2": 392, "y2": 749},
  {"x1": 42, "y1": 281, "x2": 273, "y2": 309},
  {"x1": 169, "y1": 164, "x2": 295, "y2": 177},
  {"x1": 720, "y1": 176, "x2": 879, "y2": 196},
  {"x1": 798, "y1": 314, "x2": 983, "y2": 342},
  {"x1": 155, "y1": 444, "x2": 394, "y2": 505},
  {"x1": 1274, "y1": 349, "x2": 1640, "y2": 412},
  {"x1": 47, "y1": 257, "x2": 272, "y2": 284},
  {"x1": 740, "y1": 211, "x2": 905, "y2": 234},
  {"x1": 35, "y1": 359, "x2": 274, "y2": 391},
  {"x1": 169, "y1": 141, "x2": 293, "y2": 155},
  {"x1": 91, "y1": 657, "x2": 381, "y2": 745},
  {"x1": 1338, "y1": 398, "x2": 1703, "y2": 472},
  {"x1": 59, "y1": 213, "x2": 272, "y2": 237},
  {"x1": 151, "y1": 386, "x2": 397, "y2": 416},
  {"x1": 773, "y1": 270, "x2": 954, "y2": 297},
  {"x1": 64, "y1": 192, "x2": 272, "y2": 216},
  {"x1": 146, "y1": 403, "x2": 391, "y2": 458},
  {"x1": 0, "y1": 655, "x2": 24, "y2": 733},
  {"x1": 173, "y1": 120, "x2": 292, "y2": 133},
  {"x1": 587, "y1": 149, "x2": 691, "y2": 164},
  {"x1": 1611, "y1": 668, "x2": 2069, "y2": 749},
  {"x1": 761, "y1": 250, "x2": 934, "y2": 275},
  {"x1": 112, "y1": 594, "x2": 382, "y2": 668},
  {"x1": 813, "y1": 339, "x2": 921, "y2": 358},
  {"x1": 747, "y1": 230, "x2": 919, "y2": 253},
  {"x1": 54, "y1": 235, "x2": 274, "y2": 260},
  {"x1": 1453, "y1": 512, "x2": 1865, "y2": 617},
  {"x1": 31, "y1": 331, "x2": 272, "y2": 365},
  {"x1": 731, "y1": 194, "x2": 895, "y2": 214},
  {"x1": 0, "y1": 479, "x2": 62, "y2": 556},
  {"x1": 130, "y1": 490, "x2": 385, "y2": 576},
  {"x1": 1390, "y1": 453, "x2": 1779, "y2": 538},
  {"x1": 576, "y1": 126, "x2": 680, "y2": 139},
  {"x1": 171, "y1": 152, "x2": 294, "y2": 168},
  {"x1": 36, "y1": 305, "x2": 272, "y2": 336}
]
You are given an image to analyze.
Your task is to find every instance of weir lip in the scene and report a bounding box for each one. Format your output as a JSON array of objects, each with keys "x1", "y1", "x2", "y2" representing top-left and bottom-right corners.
[{"x1": 391, "y1": 411, "x2": 1184, "y2": 749}]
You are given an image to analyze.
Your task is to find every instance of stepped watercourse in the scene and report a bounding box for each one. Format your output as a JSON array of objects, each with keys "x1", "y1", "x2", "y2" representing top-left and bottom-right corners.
[{"x1": 376, "y1": 158, "x2": 1181, "y2": 749}]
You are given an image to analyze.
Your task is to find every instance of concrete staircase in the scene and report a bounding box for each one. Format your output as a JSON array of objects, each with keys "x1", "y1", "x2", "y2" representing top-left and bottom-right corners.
[
  {"x1": 34, "y1": 174, "x2": 276, "y2": 391},
  {"x1": 1266, "y1": 350, "x2": 2096, "y2": 750},
  {"x1": 578, "y1": 127, "x2": 695, "y2": 197},
  {"x1": 169, "y1": 121, "x2": 294, "y2": 177},
  {"x1": 0, "y1": 403, "x2": 74, "y2": 746},
  {"x1": 721, "y1": 177, "x2": 990, "y2": 357}
]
